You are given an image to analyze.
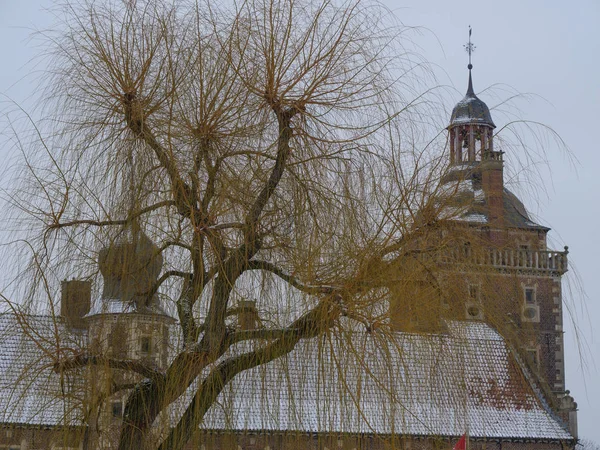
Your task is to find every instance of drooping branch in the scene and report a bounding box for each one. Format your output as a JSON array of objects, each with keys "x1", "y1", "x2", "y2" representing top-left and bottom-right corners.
[
  {"x1": 53, "y1": 354, "x2": 165, "y2": 382},
  {"x1": 159, "y1": 298, "x2": 339, "y2": 450}
]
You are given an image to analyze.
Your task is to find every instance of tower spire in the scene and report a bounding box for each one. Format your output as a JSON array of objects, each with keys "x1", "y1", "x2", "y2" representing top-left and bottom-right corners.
[{"x1": 464, "y1": 26, "x2": 475, "y2": 95}]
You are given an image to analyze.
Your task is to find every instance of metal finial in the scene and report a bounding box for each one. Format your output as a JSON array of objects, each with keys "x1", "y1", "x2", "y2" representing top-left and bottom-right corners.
[{"x1": 464, "y1": 26, "x2": 475, "y2": 70}]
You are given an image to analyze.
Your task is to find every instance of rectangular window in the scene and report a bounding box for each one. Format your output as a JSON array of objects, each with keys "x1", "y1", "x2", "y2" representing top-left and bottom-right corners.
[
  {"x1": 468, "y1": 284, "x2": 480, "y2": 300},
  {"x1": 140, "y1": 336, "x2": 151, "y2": 354},
  {"x1": 112, "y1": 401, "x2": 123, "y2": 418},
  {"x1": 524, "y1": 287, "x2": 535, "y2": 304}
]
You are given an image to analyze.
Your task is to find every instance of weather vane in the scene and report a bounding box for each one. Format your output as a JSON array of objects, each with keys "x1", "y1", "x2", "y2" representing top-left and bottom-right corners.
[{"x1": 464, "y1": 26, "x2": 475, "y2": 70}]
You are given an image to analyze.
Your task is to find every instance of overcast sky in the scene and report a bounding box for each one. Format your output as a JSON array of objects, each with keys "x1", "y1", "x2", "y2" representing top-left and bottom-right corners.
[{"x1": 1, "y1": 0, "x2": 598, "y2": 443}]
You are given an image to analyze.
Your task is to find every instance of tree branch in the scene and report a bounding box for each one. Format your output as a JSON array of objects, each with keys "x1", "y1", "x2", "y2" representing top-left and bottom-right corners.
[
  {"x1": 244, "y1": 111, "x2": 295, "y2": 235},
  {"x1": 140, "y1": 270, "x2": 193, "y2": 307},
  {"x1": 53, "y1": 355, "x2": 165, "y2": 382},
  {"x1": 47, "y1": 200, "x2": 176, "y2": 230},
  {"x1": 123, "y1": 94, "x2": 197, "y2": 220},
  {"x1": 159, "y1": 298, "x2": 339, "y2": 450},
  {"x1": 247, "y1": 259, "x2": 337, "y2": 295},
  {"x1": 202, "y1": 111, "x2": 297, "y2": 350}
]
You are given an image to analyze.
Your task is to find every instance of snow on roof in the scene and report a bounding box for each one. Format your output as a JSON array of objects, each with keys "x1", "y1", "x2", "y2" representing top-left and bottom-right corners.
[
  {"x1": 0, "y1": 314, "x2": 86, "y2": 427},
  {"x1": 0, "y1": 314, "x2": 572, "y2": 441},
  {"x1": 461, "y1": 213, "x2": 488, "y2": 224},
  {"x1": 86, "y1": 298, "x2": 137, "y2": 315},
  {"x1": 85, "y1": 297, "x2": 173, "y2": 318},
  {"x1": 435, "y1": 167, "x2": 548, "y2": 230},
  {"x1": 449, "y1": 88, "x2": 495, "y2": 128},
  {"x1": 193, "y1": 323, "x2": 571, "y2": 440}
]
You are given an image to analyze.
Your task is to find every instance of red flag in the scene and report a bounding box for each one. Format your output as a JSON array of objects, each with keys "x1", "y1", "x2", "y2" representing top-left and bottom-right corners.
[{"x1": 453, "y1": 433, "x2": 467, "y2": 450}]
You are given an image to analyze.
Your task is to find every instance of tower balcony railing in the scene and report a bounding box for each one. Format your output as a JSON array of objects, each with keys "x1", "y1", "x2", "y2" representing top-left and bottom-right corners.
[{"x1": 433, "y1": 247, "x2": 569, "y2": 274}]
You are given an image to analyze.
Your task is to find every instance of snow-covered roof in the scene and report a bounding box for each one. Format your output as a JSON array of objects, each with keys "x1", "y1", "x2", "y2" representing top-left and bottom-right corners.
[
  {"x1": 194, "y1": 321, "x2": 571, "y2": 440},
  {"x1": 435, "y1": 165, "x2": 549, "y2": 231},
  {"x1": 0, "y1": 314, "x2": 86, "y2": 427},
  {"x1": 449, "y1": 94, "x2": 495, "y2": 128},
  {"x1": 0, "y1": 314, "x2": 572, "y2": 442},
  {"x1": 85, "y1": 297, "x2": 173, "y2": 318},
  {"x1": 449, "y1": 71, "x2": 495, "y2": 129}
]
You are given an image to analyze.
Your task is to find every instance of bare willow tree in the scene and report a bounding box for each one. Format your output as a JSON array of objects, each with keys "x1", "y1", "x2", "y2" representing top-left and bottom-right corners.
[{"x1": 0, "y1": 0, "x2": 483, "y2": 449}]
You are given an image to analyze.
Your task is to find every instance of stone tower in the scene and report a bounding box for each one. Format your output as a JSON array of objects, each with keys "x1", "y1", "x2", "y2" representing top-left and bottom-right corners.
[
  {"x1": 84, "y1": 223, "x2": 173, "y2": 448},
  {"x1": 437, "y1": 60, "x2": 576, "y2": 434},
  {"x1": 386, "y1": 53, "x2": 577, "y2": 435}
]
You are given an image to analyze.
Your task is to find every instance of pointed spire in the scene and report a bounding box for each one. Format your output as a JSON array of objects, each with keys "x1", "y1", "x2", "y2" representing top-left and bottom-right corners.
[
  {"x1": 465, "y1": 26, "x2": 475, "y2": 96},
  {"x1": 467, "y1": 69, "x2": 474, "y2": 96}
]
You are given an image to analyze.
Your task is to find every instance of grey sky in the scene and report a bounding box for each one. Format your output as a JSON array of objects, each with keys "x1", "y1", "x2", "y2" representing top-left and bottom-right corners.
[{"x1": 1, "y1": 0, "x2": 598, "y2": 443}]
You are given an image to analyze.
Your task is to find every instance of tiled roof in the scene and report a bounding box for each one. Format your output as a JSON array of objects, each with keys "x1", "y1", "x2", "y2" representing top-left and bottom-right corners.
[
  {"x1": 0, "y1": 314, "x2": 86, "y2": 427},
  {"x1": 0, "y1": 314, "x2": 572, "y2": 441},
  {"x1": 195, "y1": 322, "x2": 571, "y2": 440}
]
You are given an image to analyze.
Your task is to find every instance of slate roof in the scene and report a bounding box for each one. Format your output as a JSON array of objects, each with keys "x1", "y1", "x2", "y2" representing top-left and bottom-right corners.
[
  {"x1": 0, "y1": 314, "x2": 572, "y2": 442},
  {"x1": 449, "y1": 71, "x2": 496, "y2": 128},
  {"x1": 437, "y1": 163, "x2": 548, "y2": 230}
]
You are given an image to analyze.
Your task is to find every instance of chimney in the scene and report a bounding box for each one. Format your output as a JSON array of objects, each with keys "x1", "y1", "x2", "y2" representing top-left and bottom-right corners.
[
  {"x1": 481, "y1": 150, "x2": 504, "y2": 229},
  {"x1": 61, "y1": 280, "x2": 92, "y2": 329},
  {"x1": 238, "y1": 300, "x2": 259, "y2": 331},
  {"x1": 557, "y1": 391, "x2": 578, "y2": 439}
]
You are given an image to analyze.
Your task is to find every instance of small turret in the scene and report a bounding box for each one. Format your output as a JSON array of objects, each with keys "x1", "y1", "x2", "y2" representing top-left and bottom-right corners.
[{"x1": 448, "y1": 27, "x2": 496, "y2": 166}]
